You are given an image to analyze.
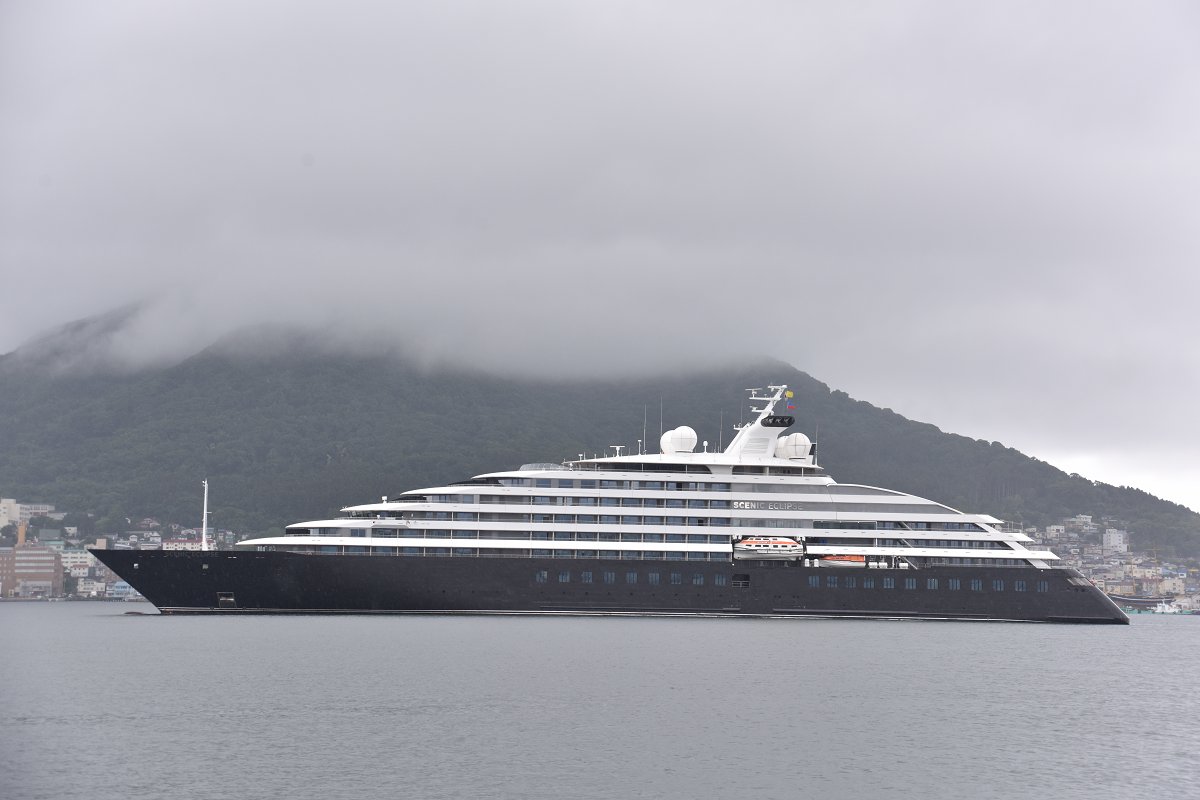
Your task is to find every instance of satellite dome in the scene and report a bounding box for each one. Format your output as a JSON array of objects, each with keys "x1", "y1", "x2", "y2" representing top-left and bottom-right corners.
[
  {"x1": 776, "y1": 432, "x2": 812, "y2": 460},
  {"x1": 660, "y1": 426, "x2": 698, "y2": 454}
]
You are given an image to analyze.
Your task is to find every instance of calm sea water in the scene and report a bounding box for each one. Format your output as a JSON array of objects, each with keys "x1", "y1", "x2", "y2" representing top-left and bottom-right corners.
[{"x1": 1, "y1": 603, "x2": 1196, "y2": 800}]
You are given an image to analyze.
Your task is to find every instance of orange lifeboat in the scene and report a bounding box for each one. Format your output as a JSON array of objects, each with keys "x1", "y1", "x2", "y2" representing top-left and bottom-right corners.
[
  {"x1": 733, "y1": 536, "x2": 805, "y2": 559},
  {"x1": 818, "y1": 554, "x2": 866, "y2": 566}
]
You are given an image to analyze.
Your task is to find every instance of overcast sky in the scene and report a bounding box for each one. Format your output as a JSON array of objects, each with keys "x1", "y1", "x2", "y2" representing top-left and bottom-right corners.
[{"x1": 2, "y1": 1, "x2": 1199, "y2": 512}]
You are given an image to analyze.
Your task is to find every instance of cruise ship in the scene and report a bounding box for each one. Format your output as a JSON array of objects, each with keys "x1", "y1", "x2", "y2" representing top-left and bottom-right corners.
[{"x1": 91, "y1": 385, "x2": 1128, "y2": 623}]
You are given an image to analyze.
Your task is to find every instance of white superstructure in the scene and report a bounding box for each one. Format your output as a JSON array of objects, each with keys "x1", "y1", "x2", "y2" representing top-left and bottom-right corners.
[{"x1": 241, "y1": 385, "x2": 1059, "y2": 571}]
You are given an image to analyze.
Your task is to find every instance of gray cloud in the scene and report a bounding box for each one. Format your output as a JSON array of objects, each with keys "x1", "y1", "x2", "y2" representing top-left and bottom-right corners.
[{"x1": 3, "y1": 1, "x2": 1199, "y2": 508}]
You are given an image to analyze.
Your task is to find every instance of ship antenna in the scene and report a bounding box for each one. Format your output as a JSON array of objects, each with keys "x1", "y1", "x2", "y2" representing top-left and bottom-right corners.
[
  {"x1": 643, "y1": 405, "x2": 648, "y2": 456},
  {"x1": 658, "y1": 396, "x2": 663, "y2": 450},
  {"x1": 200, "y1": 478, "x2": 210, "y2": 552}
]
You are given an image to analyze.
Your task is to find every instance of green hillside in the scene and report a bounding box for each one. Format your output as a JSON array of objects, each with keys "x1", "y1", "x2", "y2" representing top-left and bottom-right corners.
[{"x1": 2, "y1": 331, "x2": 1198, "y2": 557}]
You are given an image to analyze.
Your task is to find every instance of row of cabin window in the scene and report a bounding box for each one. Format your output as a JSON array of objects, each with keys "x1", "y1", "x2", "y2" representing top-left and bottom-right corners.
[
  {"x1": 357, "y1": 516, "x2": 983, "y2": 534},
  {"x1": 431, "y1": 497, "x2": 959, "y2": 516},
  {"x1": 535, "y1": 570, "x2": 724, "y2": 586},
  {"x1": 434, "y1": 496, "x2": 733, "y2": 507},
  {"x1": 538, "y1": 498, "x2": 731, "y2": 508},
  {"x1": 365, "y1": 530, "x2": 731, "y2": 543},
  {"x1": 807, "y1": 575, "x2": 1050, "y2": 592},
  {"x1": 406, "y1": 510, "x2": 961, "y2": 527},
  {"x1": 826, "y1": 521, "x2": 987, "y2": 531},
  {"x1": 902, "y1": 538, "x2": 1010, "y2": 548},
  {"x1": 808, "y1": 537, "x2": 1010, "y2": 549},
  {"x1": 412, "y1": 512, "x2": 733, "y2": 526},
  {"x1": 498, "y1": 479, "x2": 731, "y2": 491},
  {"x1": 295, "y1": 546, "x2": 728, "y2": 560},
  {"x1": 922, "y1": 558, "x2": 1029, "y2": 567},
  {"x1": 443, "y1": 483, "x2": 908, "y2": 498},
  {"x1": 532, "y1": 571, "x2": 1052, "y2": 591},
  {"x1": 571, "y1": 464, "x2": 821, "y2": 476},
  {"x1": 311, "y1": 528, "x2": 999, "y2": 548}
]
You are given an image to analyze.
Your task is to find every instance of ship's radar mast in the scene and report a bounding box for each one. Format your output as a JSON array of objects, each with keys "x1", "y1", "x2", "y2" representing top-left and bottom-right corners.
[{"x1": 723, "y1": 385, "x2": 793, "y2": 458}]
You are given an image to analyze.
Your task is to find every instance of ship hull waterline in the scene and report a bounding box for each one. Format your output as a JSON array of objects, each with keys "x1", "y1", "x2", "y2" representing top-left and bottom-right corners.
[{"x1": 91, "y1": 549, "x2": 1129, "y2": 624}]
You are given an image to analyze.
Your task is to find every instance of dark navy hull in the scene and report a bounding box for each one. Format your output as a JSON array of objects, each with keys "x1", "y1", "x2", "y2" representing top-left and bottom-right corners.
[{"x1": 91, "y1": 549, "x2": 1128, "y2": 623}]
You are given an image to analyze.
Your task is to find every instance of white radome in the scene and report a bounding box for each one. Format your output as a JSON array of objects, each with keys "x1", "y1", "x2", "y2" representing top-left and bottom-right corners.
[
  {"x1": 776, "y1": 432, "x2": 812, "y2": 460},
  {"x1": 659, "y1": 426, "x2": 698, "y2": 454}
]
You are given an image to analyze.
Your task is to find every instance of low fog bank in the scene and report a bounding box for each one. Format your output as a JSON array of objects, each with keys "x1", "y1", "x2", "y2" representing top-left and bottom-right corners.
[{"x1": 2, "y1": 295, "x2": 763, "y2": 380}]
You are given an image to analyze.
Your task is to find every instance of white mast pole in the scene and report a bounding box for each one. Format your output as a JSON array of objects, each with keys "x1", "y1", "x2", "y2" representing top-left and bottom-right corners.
[{"x1": 200, "y1": 479, "x2": 209, "y2": 552}]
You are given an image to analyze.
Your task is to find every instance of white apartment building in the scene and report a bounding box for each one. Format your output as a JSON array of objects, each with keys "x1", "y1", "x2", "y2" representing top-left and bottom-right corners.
[
  {"x1": 1102, "y1": 528, "x2": 1129, "y2": 554},
  {"x1": 162, "y1": 539, "x2": 203, "y2": 551},
  {"x1": 0, "y1": 498, "x2": 58, "y2": 527}
]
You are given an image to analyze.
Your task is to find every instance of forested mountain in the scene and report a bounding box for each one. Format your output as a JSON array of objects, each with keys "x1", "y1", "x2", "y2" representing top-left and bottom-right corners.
[{"x1": 2, "y1": 326, "x2": 1198, "y2": 558}]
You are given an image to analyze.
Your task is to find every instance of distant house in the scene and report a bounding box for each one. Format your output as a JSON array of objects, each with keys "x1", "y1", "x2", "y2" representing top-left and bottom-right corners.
[{"x1": 106, "y1": 581, "x2": 140, "y2": 600}]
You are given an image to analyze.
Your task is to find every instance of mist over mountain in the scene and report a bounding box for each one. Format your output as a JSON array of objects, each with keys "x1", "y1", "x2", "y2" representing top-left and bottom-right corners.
[{"x1": 2, "y1": 316, "x2": 1198, "y2": 558}]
